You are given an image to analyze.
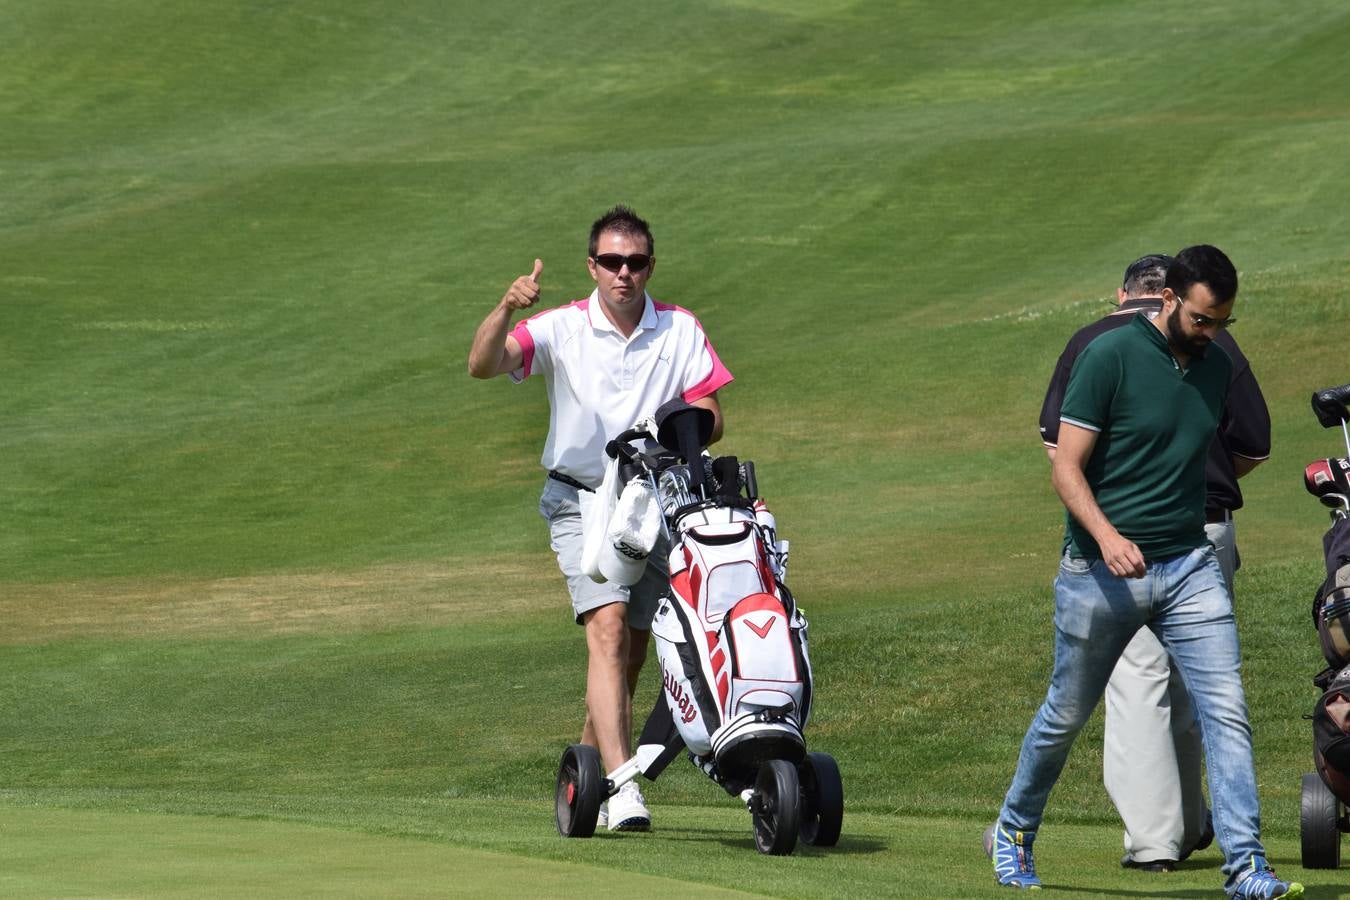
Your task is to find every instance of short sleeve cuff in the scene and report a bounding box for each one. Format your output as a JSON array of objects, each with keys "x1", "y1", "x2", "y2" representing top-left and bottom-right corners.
[{"x1": 1059, "y1": 415, "x2": 1102, "y2": 433}]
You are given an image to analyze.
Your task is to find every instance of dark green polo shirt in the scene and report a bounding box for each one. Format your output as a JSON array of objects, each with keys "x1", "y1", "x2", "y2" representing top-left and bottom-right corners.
[{"x1": 1059, "y1": 314, "x2": 1231, "y2": 560}]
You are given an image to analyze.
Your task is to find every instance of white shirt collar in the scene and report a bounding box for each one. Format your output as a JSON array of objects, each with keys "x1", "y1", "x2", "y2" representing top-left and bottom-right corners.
[{"x1": 585, "y1": 289, "x2": 657, "y2": 335}]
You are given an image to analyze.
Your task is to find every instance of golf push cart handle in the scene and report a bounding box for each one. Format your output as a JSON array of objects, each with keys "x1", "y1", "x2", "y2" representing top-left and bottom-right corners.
[
  {"x1": 605, "y1": 427, "x2": 651, "y2": 458},
  {"x1": 1312, "y1": 383, "x2": 1350, "y2": 428}
]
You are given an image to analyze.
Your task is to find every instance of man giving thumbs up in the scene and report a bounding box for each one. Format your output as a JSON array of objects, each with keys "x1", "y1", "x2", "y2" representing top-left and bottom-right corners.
[{"x1": 468, "y1": 205, "x2": 733, "y2": 832}]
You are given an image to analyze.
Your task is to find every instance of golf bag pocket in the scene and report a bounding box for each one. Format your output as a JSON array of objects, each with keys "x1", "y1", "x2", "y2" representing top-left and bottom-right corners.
[
  {"x1": 724, "y1": 592, "x2": 804, "y2": 717},
  {"x1": 1313, "y1": 665, "x2": 1350, "y2": 803},
  {"x1": 706, "y1": 593, "x2": 810, "y2": 780},
  {"x1": 676, "y1": 518, "x2": 776, "y2": 626}
]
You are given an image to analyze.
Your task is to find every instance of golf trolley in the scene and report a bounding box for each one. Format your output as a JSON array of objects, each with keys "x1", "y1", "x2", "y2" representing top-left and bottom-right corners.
[
  {"x1": 554, "y1": 401, "x2": 843, "y2": 855},
  {"x1": 1299, "y1": 382, "x2": 1350, "y2": 869}
]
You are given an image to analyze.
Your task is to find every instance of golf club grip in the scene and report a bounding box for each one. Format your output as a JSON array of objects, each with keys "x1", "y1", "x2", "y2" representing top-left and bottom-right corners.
[
  {"x1": 1312, "y1": 384, "x2": 1350, "y2": 428},
  {"x1": 741, "y1": 461, "x2": 758, "y2": 500}
]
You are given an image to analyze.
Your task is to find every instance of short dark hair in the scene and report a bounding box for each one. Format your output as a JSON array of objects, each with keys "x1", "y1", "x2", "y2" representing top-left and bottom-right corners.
[
  {"x1": 588, "y1": 205, "x2": 654, "y2": 258},
  {"x1": 1166, "y1": 244, "x2": 1238, "y2": 303},
  {"x1": 1121, "y1": 254, "x2": 1172, "y2": 298}
]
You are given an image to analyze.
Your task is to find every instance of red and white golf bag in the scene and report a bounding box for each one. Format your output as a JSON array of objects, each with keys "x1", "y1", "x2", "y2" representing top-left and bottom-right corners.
[
  {"x1": 650, "y1": 496, "x2": 813, "y2": 786},
  {"x1": 552, "y1": 403, "x2": 844, "y2": 854}
]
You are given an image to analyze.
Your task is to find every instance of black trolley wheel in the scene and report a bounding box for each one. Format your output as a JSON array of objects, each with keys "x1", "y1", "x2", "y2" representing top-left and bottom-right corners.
[
  {"x1": 555, "y1": 744, "x2": 604, "y2": 838},
  {"x1": 752, "y1": 758, "x2": 801, "y2": 855},
  {"x1": 798, "y1": 751, "x2": 844, "y2": 847},
  {"x1": 1300, "y1": 772, "x2": 1343, "y2": 869}
]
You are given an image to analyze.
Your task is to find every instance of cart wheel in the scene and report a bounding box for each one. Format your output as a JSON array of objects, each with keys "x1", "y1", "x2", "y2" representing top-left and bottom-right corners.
[
  {"x1": 752, "y1": 758, "x2": 801, "y2": 855},
  {"x1": 556, "y1": 744, "x2": 603, "y2": 838},
  {"x1": 799, "y1": 751, "x2": 843, "y2": 847},
  {"x1": 1300, "y1": 772, "x2": 1343, "y2": 869}
]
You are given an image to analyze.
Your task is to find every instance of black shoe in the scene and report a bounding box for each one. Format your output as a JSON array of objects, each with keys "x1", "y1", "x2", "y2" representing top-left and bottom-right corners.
[{"x1": 1121, "y1": 854, "x2": 1177, "y2": 873}]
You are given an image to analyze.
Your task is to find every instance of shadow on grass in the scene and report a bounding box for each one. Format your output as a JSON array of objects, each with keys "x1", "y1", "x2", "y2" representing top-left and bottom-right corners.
[
  {"x1": 1048, "y1": 889, "x2": 1213, "y2": 898},
  {"x1": 711, "y1": 835, "x2": 889, "y2": 855},
  {"x1": 650, "y1": 823, "x2": 887, "y2": 855}
]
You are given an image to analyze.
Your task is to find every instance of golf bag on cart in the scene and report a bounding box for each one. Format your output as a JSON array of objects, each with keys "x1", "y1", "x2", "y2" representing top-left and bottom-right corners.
[
  {"x1": 1299, "y1": 383, "x2": 1350, "y2": 869},
  {"x1": 554, "y1": 400, "x2": 843, "y2": 856}
]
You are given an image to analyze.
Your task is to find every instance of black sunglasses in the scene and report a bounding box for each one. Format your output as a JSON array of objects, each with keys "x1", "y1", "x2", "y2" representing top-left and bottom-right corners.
[{"x1": 592, "y1": 253, "x2": 652, "y2": 273}]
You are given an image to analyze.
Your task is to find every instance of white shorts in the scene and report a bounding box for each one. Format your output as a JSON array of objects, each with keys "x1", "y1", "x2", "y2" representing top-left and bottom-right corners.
[{"x1": 539, "y1": 476, "x2": 667, "y2": 630}]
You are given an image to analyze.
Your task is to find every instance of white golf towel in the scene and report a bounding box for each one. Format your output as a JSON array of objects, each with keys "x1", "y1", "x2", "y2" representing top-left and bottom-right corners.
[{"x1": 581, "y1": 456, "x2": 660, "y2": 586}]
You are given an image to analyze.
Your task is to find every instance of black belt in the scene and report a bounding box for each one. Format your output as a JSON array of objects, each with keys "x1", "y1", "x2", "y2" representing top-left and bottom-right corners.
[
  {"x1": 1205, "y1": 508, "x2": 1232, "y2": 524},
  {"x1": 548, "y1": 470, "x2": 594, "y2": 493}
]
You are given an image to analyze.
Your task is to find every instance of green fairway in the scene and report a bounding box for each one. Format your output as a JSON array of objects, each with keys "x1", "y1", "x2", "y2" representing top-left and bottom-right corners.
[
  {"x1": 5, "y1": 0, "x2": 1350, "y2": 895},
  {"x1": 0, "y1": 804, "x2": 758, "y2": 898},
  {"x1": 0, "y1": 802, "x2": 1334, "y2": 898}
]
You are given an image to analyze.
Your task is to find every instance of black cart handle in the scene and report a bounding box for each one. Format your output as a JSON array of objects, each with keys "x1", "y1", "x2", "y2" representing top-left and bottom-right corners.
[{"x1": 1312, "y1": 383, "x2": 1350, "y2": 428}]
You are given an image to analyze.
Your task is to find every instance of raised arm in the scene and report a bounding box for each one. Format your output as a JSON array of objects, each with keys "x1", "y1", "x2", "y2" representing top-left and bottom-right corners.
[
  {"x1": 467, "y1": 259, "x2": 542, "y2": 379},
  {"x1": 1051, "y1": 421, "x2": 1145, "y2": 578}
]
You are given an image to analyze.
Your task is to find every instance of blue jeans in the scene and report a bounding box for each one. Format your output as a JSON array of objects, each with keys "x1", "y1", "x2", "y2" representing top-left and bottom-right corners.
[{"x1": 999, "y1": 546, "x2": 1265, "y2": 893}]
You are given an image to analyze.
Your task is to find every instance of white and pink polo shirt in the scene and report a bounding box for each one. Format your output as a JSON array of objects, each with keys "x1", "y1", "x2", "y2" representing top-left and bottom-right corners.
[{"x1": 509, "y1": 290, "x2": 733, "y2": 487}]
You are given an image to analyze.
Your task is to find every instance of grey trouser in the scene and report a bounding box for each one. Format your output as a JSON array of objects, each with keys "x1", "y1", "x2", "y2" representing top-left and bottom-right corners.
[
  {"x1": 539, "y1": 476, "x2": 667, "y2": 630},
  {"x1": 1103, "y1": 519, "x2": 1237, "y2": 862}
]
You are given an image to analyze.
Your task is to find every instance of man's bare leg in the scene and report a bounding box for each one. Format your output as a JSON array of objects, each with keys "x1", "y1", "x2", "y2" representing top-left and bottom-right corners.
[
  {"x1": 581, "y1": 618, "x2": 653, "y2": 755},
  {"x1": 580, "y1": 603, "x2": 632, "y2": 771}
]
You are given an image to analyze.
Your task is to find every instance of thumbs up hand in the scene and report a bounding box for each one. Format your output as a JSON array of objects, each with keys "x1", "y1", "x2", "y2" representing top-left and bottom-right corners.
[{"x1": 502, "y1": 259, "x2": 543, "y2": 311}]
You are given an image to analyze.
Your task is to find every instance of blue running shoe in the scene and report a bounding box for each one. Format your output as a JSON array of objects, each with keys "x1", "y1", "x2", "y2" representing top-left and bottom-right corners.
[
  {"x1": 984, "y1": 822, "x2": 1041, "y2": 889},
  {"x1": 1230, "y1": 856, "x2": 1303, "y2": 899}
]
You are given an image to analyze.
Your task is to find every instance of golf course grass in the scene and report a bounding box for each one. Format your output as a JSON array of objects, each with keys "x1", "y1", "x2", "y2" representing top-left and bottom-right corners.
[
  {"x1": 5, "y1": 0, "x2": 1350, "y2": 895},
  {"x1": 0, "y1": 802, "x2": 1325, "y2": 898}
]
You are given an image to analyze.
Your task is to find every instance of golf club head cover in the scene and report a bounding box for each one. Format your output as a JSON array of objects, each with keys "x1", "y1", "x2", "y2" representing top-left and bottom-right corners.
[
  {"x1": 653, "y1": 399, "x2": 715, "y2": 455},
  {"x1": 654, "y1": 399, "x2": 714, "y2": 497},
  {"x1": 1307, "y1": 458, "x2": 1350, "y2": 498},
  {"x1": 712, "y1": 455, "x2": 740, "y2": 501},
  {"x1": 1312, "y1": 383, "x2": 1350, "y2": 428}
]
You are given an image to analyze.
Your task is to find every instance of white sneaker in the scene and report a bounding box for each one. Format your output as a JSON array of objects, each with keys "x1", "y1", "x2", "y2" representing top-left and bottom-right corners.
[
  {"x1": 597, "y1": 801, "x2": 608, "y2": 829},
  {"x1": 606, "y1": 782, "x2": 651, "y2": 832}
]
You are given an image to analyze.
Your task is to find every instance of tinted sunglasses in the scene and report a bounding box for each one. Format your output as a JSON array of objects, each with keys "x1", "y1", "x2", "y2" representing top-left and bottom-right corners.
[
  {"x1": 592, "y1": 253, "x2": 652, "y2": 273},
  {"x1": 1180, "y1": 300, "x2": 1236, "y2": 330},
  {"x1": 1186, "y1": 310, "x2": 1237, "y2": 330}
]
